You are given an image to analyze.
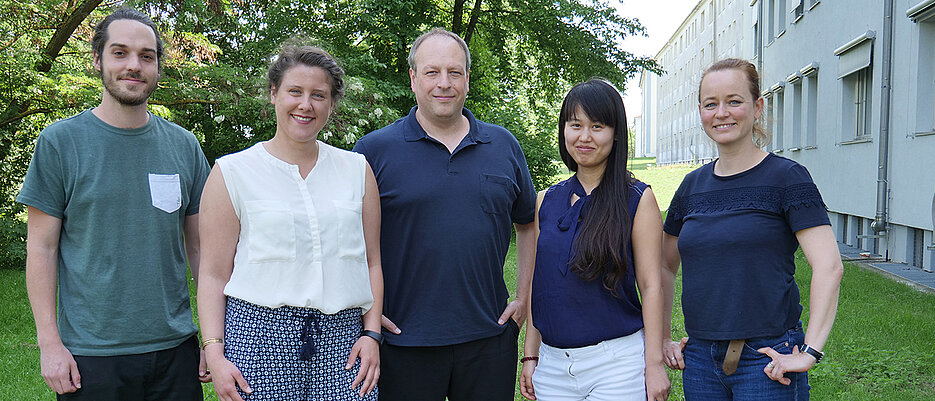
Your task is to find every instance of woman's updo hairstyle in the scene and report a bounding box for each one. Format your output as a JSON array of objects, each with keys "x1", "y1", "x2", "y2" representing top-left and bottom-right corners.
[
  {"x1": 698, "y1": 58, "x2": 770, "y2": 148},
  {"x1": 267, "y1": 44, "x2": 345, "y2": 102}
]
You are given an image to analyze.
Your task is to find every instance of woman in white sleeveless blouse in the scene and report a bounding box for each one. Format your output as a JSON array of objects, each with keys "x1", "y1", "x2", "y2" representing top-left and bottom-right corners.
[{"x1": 197, "y1": 45, "x2": 384, "y2": 401}]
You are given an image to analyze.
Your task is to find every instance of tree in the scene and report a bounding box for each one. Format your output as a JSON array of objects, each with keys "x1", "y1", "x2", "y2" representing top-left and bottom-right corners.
[{"x1": 0, "y1": 0, "x2": 659, "y2": 268}]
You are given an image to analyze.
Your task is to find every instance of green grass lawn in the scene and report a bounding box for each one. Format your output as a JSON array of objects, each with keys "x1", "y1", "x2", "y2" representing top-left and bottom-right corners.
[{"x1": 4, "y1": 158, "x2": 935, "y2": 400}]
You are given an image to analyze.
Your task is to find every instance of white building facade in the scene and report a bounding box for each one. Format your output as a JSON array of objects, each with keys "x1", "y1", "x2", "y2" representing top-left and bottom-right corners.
[
  {"x1": 757, "y1": 0, "x2": 935, "y2": 270},
  {"x1": 637, "y1": 73, "x2": 657, "y2": 158},
  {"x1": 640, "y1": 0, "x2": 754, "y2": 165},
  {"x1": 639, "y1": 0, "x2": 935, "y2": 269}
]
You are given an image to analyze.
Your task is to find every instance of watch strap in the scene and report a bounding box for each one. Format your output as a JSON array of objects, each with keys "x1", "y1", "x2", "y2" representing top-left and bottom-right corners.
[
  {"x1": 801, "y1": 344, "x2": 823, "y2": 363},
  {"x1": 361, "y1": 329, "x2": 385, "y2": 345}
]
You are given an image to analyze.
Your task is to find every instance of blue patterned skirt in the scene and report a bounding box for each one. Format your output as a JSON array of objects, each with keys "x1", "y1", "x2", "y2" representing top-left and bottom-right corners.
[{"x1": 224, "y1": 296, "x2": 378, "y2": 400}]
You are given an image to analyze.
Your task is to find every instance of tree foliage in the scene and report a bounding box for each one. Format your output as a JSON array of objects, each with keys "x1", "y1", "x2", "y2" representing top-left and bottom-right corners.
[{"x1": 0, "y1": 0, "x2": 659, "y2": 268}]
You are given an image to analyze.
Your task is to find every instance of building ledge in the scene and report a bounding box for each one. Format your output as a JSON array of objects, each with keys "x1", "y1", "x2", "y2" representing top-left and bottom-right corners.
[
  {"x1": 839, "y1": 136, "x2": 873, "y2": 145},
  {"x1": 911, "y1": 130, "x2": 935, "y2": 138}
]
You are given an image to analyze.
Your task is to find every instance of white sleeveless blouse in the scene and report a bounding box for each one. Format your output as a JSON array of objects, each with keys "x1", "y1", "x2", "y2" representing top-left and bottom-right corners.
[{"x1": 216, "y1": 141, "x2": 373, "y2": 313}]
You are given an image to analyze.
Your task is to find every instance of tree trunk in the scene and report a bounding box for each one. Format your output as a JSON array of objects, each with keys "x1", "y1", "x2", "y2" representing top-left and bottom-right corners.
[
  {"x1": 1, "y1": 0, "x2": 102, "y2": 129},
  {"x1": 35, "y1": 0, "x2": 104, "y2": 72},
  {"x1": 1, "y1": 0, "x2": 102, "y2": 165},
  {"x1": 464, "y1": 0, "x2": 483, "y2": 45},
  {"x1": 452, "y1": 0, "x2": 465, "y2": 35}
]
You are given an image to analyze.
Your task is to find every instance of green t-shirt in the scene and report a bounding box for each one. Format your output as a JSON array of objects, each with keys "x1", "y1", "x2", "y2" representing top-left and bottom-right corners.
[{"x1": 17, "y1": 109, "x2": 211, "y2": 356}]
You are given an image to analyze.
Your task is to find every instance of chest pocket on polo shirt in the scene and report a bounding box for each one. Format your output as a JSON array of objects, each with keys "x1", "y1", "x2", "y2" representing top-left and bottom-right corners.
[
  {"x1": 148, "y1": 173, "x2": 182, "y2": 213},
  {"x1": 480, "y1": 174, "x2": 518, "y2": 215},
  {"x1": 245, "y1": 200, "x2": 296, "y2": 263},
  {"x1": 331, "y1": 200, "x2": 366, "y2": 262}
]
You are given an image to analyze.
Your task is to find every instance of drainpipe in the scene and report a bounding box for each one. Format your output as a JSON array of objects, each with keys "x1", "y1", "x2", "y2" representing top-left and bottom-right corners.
[{"x1": 871, "y1": 0, "x2": 894, "y2": 236}]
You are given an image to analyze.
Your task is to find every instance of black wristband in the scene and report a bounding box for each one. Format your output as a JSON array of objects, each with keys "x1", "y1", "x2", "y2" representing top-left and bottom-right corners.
[
  {"x1": 361, "y1": 329, "x2": 385, "y2": 345},
  {"x1": 801, "y1": 344, "x2": 823, "y2": 363}
]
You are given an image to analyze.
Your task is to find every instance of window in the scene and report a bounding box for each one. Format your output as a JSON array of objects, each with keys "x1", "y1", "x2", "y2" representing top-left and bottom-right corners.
[
  {"x1": 788, "y1": 73, "x2": 803, "y2": 149},
  {"x1": 774, "y1": 0, "x2": 786, "y2": 37},
  {"x1": 773, "y1": 85, "x2": 785, "y2": 151},
  {"x1": 792, "y1": 0, "x2": 804, "y2": 22},
  {"x1": 909, "y1": 2, "x2": 935, "y2": 135},
  {"x1": 835, "y1": 33, "x2": 874, "y2": 141},
  {"x1": 762, "y1": 92, "x2": 774, "y2": 151},
  {"x1": 807, "y1": 0, "x2": 820, "y2": 10},
  {"x1": 753, "y1": 2, "x2": 762, "y2": 58},
  {"x1": 845, "y1": 68, "x2": 873, "y2": 139},
  {"x1": 801, "y1": 63, "x2": 819, "y2": 148},
  {"x1": 766, "y1": 0, "x2": 776, "y2": 42}
]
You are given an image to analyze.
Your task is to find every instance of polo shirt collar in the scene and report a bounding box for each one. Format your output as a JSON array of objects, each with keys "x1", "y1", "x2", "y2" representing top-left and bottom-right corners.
[{"x1": 403, "y1": 106, "x2": 491, "y2": 144}]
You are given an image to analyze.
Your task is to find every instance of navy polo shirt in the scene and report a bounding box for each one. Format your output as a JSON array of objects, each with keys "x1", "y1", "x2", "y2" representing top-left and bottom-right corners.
[
  {"x1": 353, "y1": 107, "x2": 536, "y2": 346},
  {"x1": 531, "y1": 176, "x2": 647, "y2": 348}
]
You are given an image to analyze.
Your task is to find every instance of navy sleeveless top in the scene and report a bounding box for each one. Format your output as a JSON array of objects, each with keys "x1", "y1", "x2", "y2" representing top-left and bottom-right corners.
[{"x1": 531, "y1": 175, "x2": 647, "y2": 348}]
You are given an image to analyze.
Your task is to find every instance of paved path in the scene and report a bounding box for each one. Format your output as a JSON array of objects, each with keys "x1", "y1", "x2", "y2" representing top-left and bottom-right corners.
[{"x1": 838, "y1": 243, "x2": 935, "y2": 294}]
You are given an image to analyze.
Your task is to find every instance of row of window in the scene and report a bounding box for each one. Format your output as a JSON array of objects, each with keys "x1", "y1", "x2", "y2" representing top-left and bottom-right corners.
[
  {"x1": 766, "y1": 7, "x2": 935, "y2": 154},
  {"x1": 763, "y1": 63, "x2": 823, "y2": 153},
  {"x1": 766, "y1": 36, "x2": 874, "y2": 155},
  {"x1": 653, "y1": 0, "x2": 935, "y2": 165},
  {"x1": 765, "y1": 0, "x2": 820, "y2": 44}
]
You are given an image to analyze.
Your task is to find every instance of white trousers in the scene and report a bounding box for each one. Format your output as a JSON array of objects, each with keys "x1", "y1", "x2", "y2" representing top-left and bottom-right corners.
[{"x1": 531, "y1": 329, "x2": 646, "y2": 401}]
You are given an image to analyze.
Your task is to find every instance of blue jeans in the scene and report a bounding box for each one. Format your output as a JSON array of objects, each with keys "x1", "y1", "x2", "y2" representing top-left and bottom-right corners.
[{"x1": 683, "y1": 324, "x2": 810, "y2": 401}]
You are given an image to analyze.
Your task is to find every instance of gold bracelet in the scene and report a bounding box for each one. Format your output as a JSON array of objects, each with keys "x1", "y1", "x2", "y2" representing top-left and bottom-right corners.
[{"x1": 201, "y1": 337, "x2": 224, "y2": 350}]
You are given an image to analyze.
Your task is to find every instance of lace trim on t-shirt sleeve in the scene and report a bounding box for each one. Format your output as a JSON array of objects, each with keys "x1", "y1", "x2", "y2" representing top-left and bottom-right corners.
[
  {"x1": 665, "y1": 193, "x2": 683, "y2": 221},
  {"x1": 781, "y1": 182, "x2": 827, "y2": 212}
]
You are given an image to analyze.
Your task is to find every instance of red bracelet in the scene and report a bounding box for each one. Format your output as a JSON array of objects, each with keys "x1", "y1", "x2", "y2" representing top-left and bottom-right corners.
[{"x1": 520, "y1": 356, "x2": 539, "y2": 363}]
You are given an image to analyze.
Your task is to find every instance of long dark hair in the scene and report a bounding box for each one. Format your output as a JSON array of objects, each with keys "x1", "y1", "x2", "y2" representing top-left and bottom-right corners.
[{"x1": 558, "y1": 78, "x2": 634, "y2": 294}]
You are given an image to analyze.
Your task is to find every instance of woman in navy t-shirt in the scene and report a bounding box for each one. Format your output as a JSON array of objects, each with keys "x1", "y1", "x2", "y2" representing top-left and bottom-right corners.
[
  {"x1": 519, "y1": 79, "x2": 670, "y2": 400},
  {"x1": 661, "y1": 58, "x2": 843, "y2": 400}
]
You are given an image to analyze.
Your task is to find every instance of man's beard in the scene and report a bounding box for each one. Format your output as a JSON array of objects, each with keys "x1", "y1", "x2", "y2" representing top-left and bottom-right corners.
[{"x1": 102, "y1": 71, "x2": 158, "y2": 106}]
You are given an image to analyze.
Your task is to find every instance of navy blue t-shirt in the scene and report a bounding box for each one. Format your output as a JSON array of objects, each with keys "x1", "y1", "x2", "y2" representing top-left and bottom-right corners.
[
  {"x1": 663, "y1": 153, "x2": 830, "y2": 340},
  {"x1": 532, "y1": 175, "x2": 647, "y2": 348},
  {"x1": 353, "y1": 107, "x2": 536, "y2": 346}
]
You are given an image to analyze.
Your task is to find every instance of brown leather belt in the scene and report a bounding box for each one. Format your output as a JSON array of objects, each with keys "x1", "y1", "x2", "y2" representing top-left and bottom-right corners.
[{"x1": 722, "y1": 339, "x2": 744, "y2": 375}]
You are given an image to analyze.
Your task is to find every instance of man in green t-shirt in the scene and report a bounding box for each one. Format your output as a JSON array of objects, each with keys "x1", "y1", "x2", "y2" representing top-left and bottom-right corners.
[{"x1": 17, "y1": 8, "x2": 210, "y2": 400}]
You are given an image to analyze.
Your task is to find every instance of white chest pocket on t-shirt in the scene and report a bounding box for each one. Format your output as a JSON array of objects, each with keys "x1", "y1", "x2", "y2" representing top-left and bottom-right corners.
[{"x1": 148, "y1": 173, "x2": 182, "y2": 213}]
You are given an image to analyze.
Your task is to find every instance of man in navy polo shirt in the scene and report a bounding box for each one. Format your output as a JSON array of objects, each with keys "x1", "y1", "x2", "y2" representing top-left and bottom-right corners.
[{"x1": 353, "y1": 28, "x2": 536, "y2": 400}]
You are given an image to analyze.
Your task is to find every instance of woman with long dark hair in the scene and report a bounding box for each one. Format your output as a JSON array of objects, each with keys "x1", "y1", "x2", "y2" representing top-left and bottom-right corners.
[{"x1": 519, "y1": 79, "x2": 669, "y2": 400}]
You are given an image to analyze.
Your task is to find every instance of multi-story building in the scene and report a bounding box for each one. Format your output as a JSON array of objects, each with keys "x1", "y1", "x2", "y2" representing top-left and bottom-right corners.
[
  {"x1": 756, "y1": 0, "x2": 935, "y2": 270},
  {"x1": 638, "y1": 73, "x2": 657, "y2": 158},
  {"x1": 640, "y1": 0, "x2": 935, "y2": 270},
  {"x1": 640, "y1": 0, "x2": 754, "y2": 165}
]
